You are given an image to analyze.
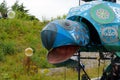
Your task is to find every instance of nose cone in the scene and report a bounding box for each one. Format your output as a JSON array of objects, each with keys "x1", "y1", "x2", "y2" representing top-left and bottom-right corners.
[{"x1": 41, "y1": 19, "x2": 89, "y2": 64}]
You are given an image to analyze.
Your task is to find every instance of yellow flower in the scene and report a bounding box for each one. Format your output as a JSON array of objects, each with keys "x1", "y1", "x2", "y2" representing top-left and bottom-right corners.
[
  {"x1": 43, "y1": 69, "x2": 50, "y2": 74},
  {"x1": 25, "y1": 47, "x2": 33, "y2": 56}
]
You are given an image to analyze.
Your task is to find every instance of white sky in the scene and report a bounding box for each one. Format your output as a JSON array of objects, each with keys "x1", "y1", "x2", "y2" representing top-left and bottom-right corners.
[
  {"x1": 0, "y1": 0, "x2": 80, "y2": 20},
  {"x1": 0, "y1": 0, "x2": 120, "y2": 20}
]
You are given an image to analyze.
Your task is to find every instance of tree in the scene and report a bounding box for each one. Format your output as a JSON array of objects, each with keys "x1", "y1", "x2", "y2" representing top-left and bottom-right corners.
[
  {"x1": 0, "y1": 0, "x2": 8, "y2": 18},
  {"x1": 12, "y1": 1, "x2": 39, "y2": 21},
  {"x1": 12, "y1": 1, "x2": 28, "y2": 13}
]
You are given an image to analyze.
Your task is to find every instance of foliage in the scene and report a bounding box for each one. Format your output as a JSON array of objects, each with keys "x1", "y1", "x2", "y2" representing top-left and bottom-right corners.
[
  {"x1": 0, "y1": 18, "x2": 46, "y2": 59},
  {"x1": 12, "y1": 1, "x2": 28, "y2": 13},
  {"x1": 1, "y1": 40, "x2": 16, "y2": 55},
  {"x1": 0, "y1": 16, "x2": 110, "y2": 79},
  {"x1": 11, "y1": 1, "x2": 39, "y2": 21},
  {"x1": 51, "y1": 14, "x2": 67, "y2": 21},
  {"x1": 0, "y1": 0, "x2": 8, "y2": 18},
  {"x1": 0, "y1": 0, "x2": 39, "y2": 20},
  {"x1": 0, "y1": 50, "x2": 5, "y2": 61}
]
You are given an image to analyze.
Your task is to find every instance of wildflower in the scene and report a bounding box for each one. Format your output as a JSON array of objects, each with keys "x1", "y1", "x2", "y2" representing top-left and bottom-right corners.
[{"x1": 25, "y1": 47, "x2": 33, "y2": 57}]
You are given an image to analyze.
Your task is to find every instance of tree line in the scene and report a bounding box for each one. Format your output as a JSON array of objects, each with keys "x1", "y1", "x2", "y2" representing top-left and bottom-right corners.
[{"x1": 0, "y1": 0, "x2": 39, "y2": 21}]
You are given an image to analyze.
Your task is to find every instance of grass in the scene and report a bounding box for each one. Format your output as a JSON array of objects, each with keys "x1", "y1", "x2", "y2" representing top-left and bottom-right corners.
[
  {"x1": 0, "y1": 18, "x2": 110, "y2": 80},
  {"x1": 0, "y1": 52, "x2": 109, "y2": 80}
]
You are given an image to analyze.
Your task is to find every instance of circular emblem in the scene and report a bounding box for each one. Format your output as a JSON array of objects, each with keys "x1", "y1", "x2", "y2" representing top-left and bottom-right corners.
[
  {"x1": 96, "y1": 8, "x2": 110, "y2": 20},
  {"x1": 90, "y1": 4, "x2": 115, "y2": 24},
  {"x1": 101, "y1": 27, "x2": 118, "y2": 43}
]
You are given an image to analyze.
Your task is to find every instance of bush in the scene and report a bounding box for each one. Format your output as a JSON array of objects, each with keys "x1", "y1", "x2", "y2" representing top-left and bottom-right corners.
[
  {"x1": 0, "y1": 50, "x2": 5, "y2": 61},
  {"x1": 2, "y1": 41, "x2": 16, "y2": 55}
]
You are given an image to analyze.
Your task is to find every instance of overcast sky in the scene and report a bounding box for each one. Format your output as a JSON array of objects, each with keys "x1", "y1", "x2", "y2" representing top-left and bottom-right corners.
[{"x1": 0, "y1": 0, "x2": 120, "y2": 20}]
